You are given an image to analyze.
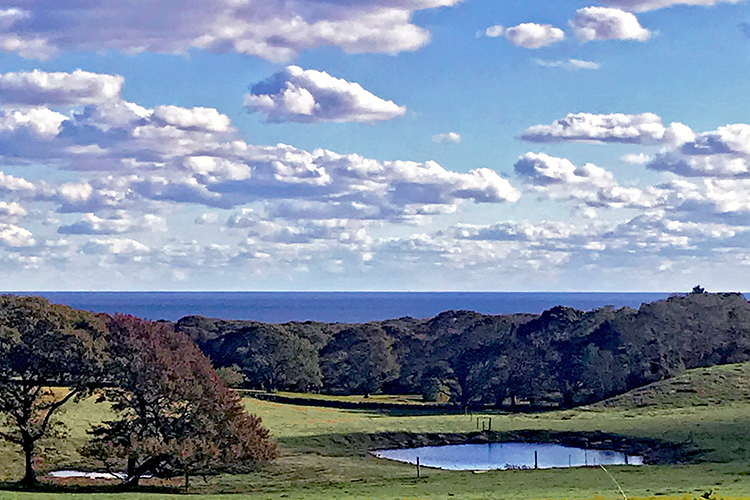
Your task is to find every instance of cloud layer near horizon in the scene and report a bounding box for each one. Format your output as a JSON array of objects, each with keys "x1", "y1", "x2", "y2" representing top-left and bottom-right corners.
[{"x1": 1, "y1": 69, "x2": 749, "y2": 289}]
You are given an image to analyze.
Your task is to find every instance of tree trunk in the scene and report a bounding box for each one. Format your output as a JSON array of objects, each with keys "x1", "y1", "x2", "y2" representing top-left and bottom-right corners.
[
  {"x1": 20, "y1": 434, "x2": 37, "y2": 487},
  {"x1": 123, "y1": 455, "x2": 140, "y2": 489},
  {"x1": 561, "y1": 390, "x2": 574, "y2": 409}
]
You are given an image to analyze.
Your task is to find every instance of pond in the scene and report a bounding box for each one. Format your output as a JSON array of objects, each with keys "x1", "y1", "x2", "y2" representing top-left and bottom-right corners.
[
  {"x1": 48, "y1": 470, "x2": 126, "y2": 480},
  {"x1": 372, "y1": 442, "x2": 643, "y2": 471}
]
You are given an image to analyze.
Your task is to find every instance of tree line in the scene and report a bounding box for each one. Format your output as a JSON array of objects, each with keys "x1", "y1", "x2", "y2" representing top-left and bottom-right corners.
[
  {"x1": 0, "y1": 295, "x2": 276, "y2": 489},
  {"x1": 176, "y1": 290, "x2": 750, "y2": 410}
]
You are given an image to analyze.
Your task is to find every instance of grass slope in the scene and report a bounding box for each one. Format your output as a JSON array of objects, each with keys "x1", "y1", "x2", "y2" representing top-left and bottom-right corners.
[{"x1": 593, "y1": 363, "x2": 750, "y2": 410}]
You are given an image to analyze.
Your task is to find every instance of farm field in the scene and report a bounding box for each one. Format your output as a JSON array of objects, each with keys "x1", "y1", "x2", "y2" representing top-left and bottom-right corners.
[{"x1": 4, "y1": 363, "x2": 750, "y2": 499}]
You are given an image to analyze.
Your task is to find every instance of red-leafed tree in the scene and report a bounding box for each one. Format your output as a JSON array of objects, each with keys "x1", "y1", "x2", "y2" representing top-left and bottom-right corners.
[
  {"x1": 0, "y1": 295, "x2": 107, "y2": 487},
  {"x1": 81, "y1": 315, "x2": 276, "y2": 490}
]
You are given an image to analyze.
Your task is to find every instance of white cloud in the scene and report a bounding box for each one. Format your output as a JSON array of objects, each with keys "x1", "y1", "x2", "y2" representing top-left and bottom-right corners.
[
  {"x1": 597, "y1": 0, "x2": 747, "y2": 12},
  {"x1": 0, "y1": 69, "x2": 122, "y2": 106},
  {"x1": 152, "y1": 105, "x2": 231, "y2": 133},
  {"x1": 432, "y1": 132, "x2": 462, "y2": 144},
  {"x1": 0, "y1": 107, "x2": 68, "y2": 137},
  {"x1": 454, "y1": 220, "x2": 574, "y2": 242},
  {"x1": 485, "y1": 25, "x2": 505, "y2": 37},
  {"x1": 534, "y1": 59, "x2": 601, "y2": 70},
  {"x1": 230, "y1": 214, "x2": 373, "y2": 245},
  {"x1": 0, "y1": 201, "x2": 26, "y2": 222},
  {"x1": 621, "y1": 152, "x2": 652, "y2": 164},
  {"x1": 648, "y1": 124, "x2": 750, "y2": 177},
  {"x1": 195, "y1": 212, "x2": 220, "y2": 225},
  {"x1": 570, "y1": 7, "x2": 651, "y2": 42},
  {"x1": 520, "y1": 112, "x2": 685, "y2": 144},
  {"x1": 0, "y1": 223, "x2": 35, "y2": 247},
  {"x1": 58, "y1": 213, "x2": 166, "y2": 235},
  {"x1": 82, "y1": 237, "x2": 150, "y2": 256},
  {"x1": 504, "y1": 23, "x2": 565, "y2": 49},
  {"x1": 514, "y1": 151, "x2": 665, "y2": 208},
  {"x1": 245, "y1": 66, "x2": 405, "y2": 123},
  {"x1": 0, "y1": 1, "x2": 462, "y2": 61},
  {"x1": 0, "y1": 171, "x2": 36, "y2": 192}
]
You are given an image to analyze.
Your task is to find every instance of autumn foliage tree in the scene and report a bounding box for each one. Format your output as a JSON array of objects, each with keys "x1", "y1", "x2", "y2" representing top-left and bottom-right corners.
[
  {"x1": 81, "y1": 315, "x2": 276, "y2": 489},
  {"x1": 0, "y1": 295, "x2": 106, "y2": 487}
]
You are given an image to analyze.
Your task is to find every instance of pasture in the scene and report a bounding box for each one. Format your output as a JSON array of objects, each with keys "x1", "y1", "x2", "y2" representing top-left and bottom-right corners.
[{"x1": 4, "y1": 363, "x2": 750, "y2": 499}]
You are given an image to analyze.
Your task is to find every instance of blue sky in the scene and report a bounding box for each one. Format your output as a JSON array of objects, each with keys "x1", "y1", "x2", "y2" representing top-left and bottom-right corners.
[{"x1": 0, "y1": 0, "x2": 749, "y2": 291}]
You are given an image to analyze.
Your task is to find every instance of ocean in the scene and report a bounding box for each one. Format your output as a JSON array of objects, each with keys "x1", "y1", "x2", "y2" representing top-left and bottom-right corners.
[{"x1": 5, "y1": 291, "x2": 677, "y2": 323}]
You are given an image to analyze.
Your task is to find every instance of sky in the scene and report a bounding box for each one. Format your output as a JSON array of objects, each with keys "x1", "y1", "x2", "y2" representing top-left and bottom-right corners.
[{"x1": 0, "y1": 0, "x2": 749, "y2": 292}]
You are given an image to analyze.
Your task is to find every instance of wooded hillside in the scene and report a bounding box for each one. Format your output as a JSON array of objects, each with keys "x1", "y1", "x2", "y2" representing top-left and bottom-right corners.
[{"x1": 175, "y1": 291, "x2": 750, "y2": 409}]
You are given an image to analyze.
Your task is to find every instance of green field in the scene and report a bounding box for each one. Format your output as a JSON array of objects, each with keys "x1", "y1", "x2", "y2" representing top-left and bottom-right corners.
[{"x1": 4, "y1": 363, "x2": 750, "y2": 499}]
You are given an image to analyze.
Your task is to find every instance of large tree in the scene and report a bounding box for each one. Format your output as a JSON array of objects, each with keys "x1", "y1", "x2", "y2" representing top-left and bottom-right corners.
[
  {"x1": 176, "y1": 317, "x2": 324, "y2": 392},
  {"x1": 0, "y1": 295, "x2": 106, "y2": 486},
  {"x1": 82, "y1": 315, "x2": 277, "y2": 489},
  {"x1": 320, "y1": 325, "x2": 400, "y2": 397}
]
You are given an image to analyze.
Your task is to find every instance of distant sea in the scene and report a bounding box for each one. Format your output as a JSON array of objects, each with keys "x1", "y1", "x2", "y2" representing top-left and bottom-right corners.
[{"x1": 4, "y1": 292, "x2": 677, "y2": 323}]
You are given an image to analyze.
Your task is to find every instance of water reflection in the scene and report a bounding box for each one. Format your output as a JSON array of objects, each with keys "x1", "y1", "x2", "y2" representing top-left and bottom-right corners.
[{"x1": 372, "y1": 442, "x2": 643, "y2": 471}]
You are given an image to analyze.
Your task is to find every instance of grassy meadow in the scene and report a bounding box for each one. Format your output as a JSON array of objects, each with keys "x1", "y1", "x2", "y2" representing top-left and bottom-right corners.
[{"x1": 4, "y1": 363, "x2": 750, "y2": 499}]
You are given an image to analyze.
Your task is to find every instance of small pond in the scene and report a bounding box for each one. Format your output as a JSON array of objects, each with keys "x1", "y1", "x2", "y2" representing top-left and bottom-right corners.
[
  {"x1": 48, "y1": 470, "x2": 126, "y2": 480},
  {"x1": 372, "y1": 443, "x2": 643, "y2": 471}
]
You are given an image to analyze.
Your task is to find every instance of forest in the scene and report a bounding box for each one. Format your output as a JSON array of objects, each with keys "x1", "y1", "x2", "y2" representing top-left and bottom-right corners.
[{"x1": 175, "y1": 288, "x2": 750, "y2": 409}]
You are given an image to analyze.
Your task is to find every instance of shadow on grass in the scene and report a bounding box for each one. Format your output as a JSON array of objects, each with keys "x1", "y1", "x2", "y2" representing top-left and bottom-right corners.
[{"x1": 0, "y1": 480, "x2": 181, "y2": 494}]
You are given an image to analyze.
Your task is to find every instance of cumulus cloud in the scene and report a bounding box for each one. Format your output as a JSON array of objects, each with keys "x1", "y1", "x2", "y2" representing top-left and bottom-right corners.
[
  {"x1": 0, "y1": 107, "x2": 68, "y2": 137},
  {"x1": 597, "y1": 0, "x2": 747, "y2": 12},
  {"x1": 0, "y1": 171, "x2": 35, "y2": 192},
  {"x1": 0, "y1": 1, "x2": 462, "y2": 61},
  {"x1": 230, "y1": 214, "x2": 372, "y2": 245},
  {"x1": 648, "y1": 124, "x2": 750, "y2": 177},
  {"x1": 485, "y1": 25, "x2": 505, "y2": 37},
  {"x1": 0, "y1": 201, "x2": 26, "y2": 222},
  {"x1": 534, "y1": 59, "x2": 601, "y2": 70},
  {"x1": 0, "y1": 223, "x2": 35, "y2": 247},
  {"x1": 570, "y1": 7, "x2": 651, "y2": 42},
  {"x1": 453, "y1": 220, "x2": 574, "y2": 242},
  {"x1": 515, "y1": 151, "x2": 665, "y2": 208},
  {"x1": 194, "y1": 212, "x2": 220, "y2": 225},
  {"x1": 245, "y1": 66, "x2": 405, "y2": 123},
  {"x1": 520, "y1": 112, "x2": 690, "y2": 145},
  {"x1": 0, "y1": 69, "x2": 122, "y2": 106},
  {"x1": 504, "y1": 23, "x2": 565, "y2": 49},
  {"x1": 58, "y1": 213, "x2": 166, "y2": 235},
  {"x1": 432, "y1": 132, "x2": 461, "y2": 144},
  {"x1": 152, "y1": 105, "x2": 231, "y2": 132},
  {"x1": 621, "y1": 152, "x2": 652, "y2": 164},
  {"x1": 82, "y1": 237, "x2": 149, "y2": 256},
  {"x1": 659, "y1": 179, "x2": 750, "y2": 223}
]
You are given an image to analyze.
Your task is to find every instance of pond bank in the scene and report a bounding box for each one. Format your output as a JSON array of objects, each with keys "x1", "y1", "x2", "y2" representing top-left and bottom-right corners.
[{"x1": 295, "y1": 430, "x2": 701, "y2": 465}]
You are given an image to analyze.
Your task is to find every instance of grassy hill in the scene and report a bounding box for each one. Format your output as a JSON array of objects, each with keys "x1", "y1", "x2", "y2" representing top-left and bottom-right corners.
[{"x1": 592, "y1": 362, "x2": 750, "y2": 410}]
